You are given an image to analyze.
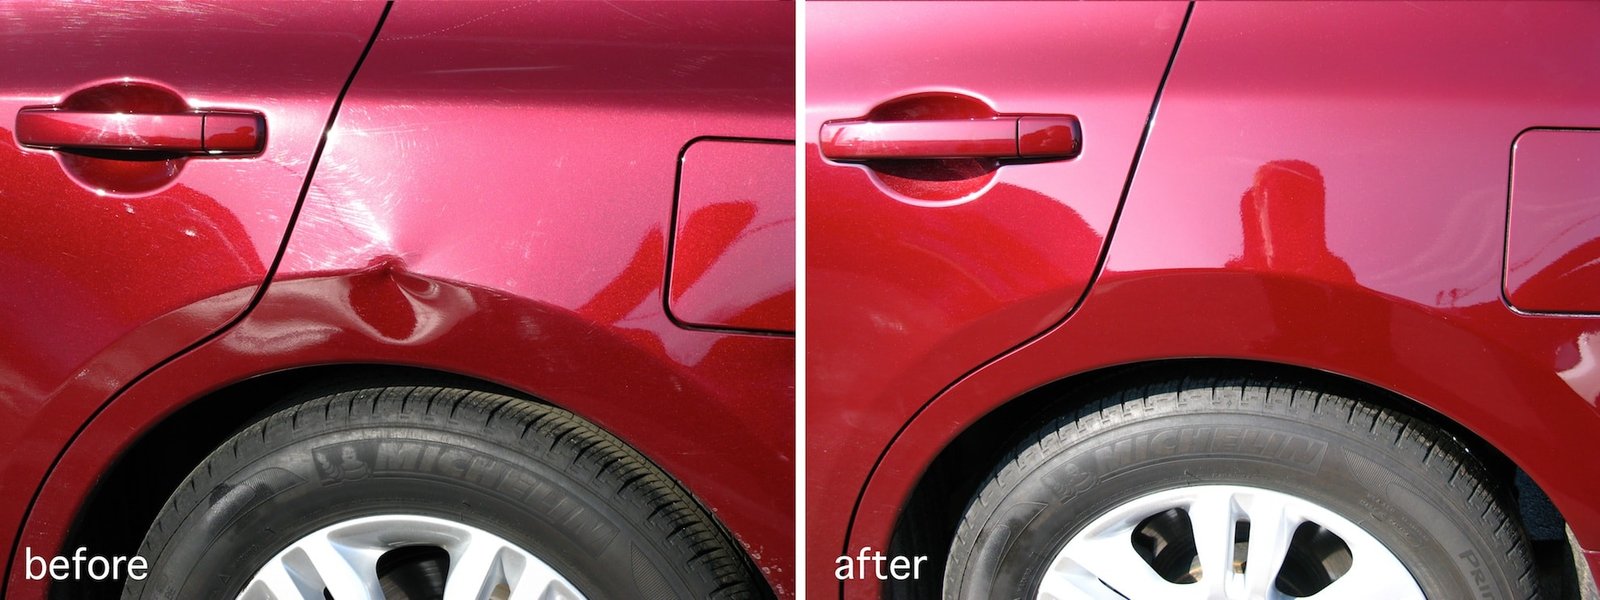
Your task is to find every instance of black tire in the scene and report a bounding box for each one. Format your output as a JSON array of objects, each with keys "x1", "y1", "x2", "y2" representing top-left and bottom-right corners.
[
  {"x1": 944, "y1": 377, "x2": 1536, "y2": 599},
  {"x1": 121, "y1": 386, "x2": 763, "y2": 599}
]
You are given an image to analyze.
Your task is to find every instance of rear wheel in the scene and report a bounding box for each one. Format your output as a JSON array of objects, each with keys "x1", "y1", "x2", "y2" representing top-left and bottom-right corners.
[
  {"x1": 122, "y1": 386, "x2": 763, "y2": 599},
  {"x1": 943, "y1": 377, "x2": 1537, "y2": 599}
]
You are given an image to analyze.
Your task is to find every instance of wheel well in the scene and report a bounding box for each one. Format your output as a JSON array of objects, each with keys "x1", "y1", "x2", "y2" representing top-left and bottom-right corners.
[
  {"x1": 885, "y1": 358, "x2": 1572, "y2": 599},
  {"x1": 52, "y1": 364, "x2": 528, "y2": 599}
]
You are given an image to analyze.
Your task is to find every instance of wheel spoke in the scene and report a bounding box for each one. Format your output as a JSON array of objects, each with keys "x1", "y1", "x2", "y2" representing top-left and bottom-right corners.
[
  {"x1": 1187, "y1": 491, "x2": 1237, "y2": 599},
  {"x1": 299, "y1": 532, "x2": 384, "y2": 599},
  {"x1": 443, "y1": 532, "x2": 510, "y2": 600},
  {"x1": 1239, "y1": 494, "x2": 1296, "y2": 600},
  {"x1": 238, "y1": 555, "x2": 316, "y2": 600},
  {"x1": 504, "y1": 552, "x2": 585, "y2": 600},
  {"x1": 1055, "y1": 525, "x2": 1198, "y2": 599}
]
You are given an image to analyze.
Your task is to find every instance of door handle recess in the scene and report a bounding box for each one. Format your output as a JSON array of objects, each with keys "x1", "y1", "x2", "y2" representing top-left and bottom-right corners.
[
  {"x1": 15, "y1": 108, "x2": 264, "y2": 155},
  {"x1": 819, "y1": 115, "x2": 1079, "y2": 161}
]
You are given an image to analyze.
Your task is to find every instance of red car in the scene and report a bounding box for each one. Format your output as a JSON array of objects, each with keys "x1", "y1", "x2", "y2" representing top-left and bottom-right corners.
[
  {"x1": 809, "y1": 2, "x2": 1600, "y2": 599},
  {"x1": 1, "y1": 2, "x2": 794, "y2": 598}
]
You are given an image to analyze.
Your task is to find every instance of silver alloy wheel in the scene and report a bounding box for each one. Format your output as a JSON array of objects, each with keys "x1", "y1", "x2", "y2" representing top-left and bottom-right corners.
[
  {"x1": 236, "y1": 514, "x2": 586, "y2": 600},
  {"x1": 1038, "y1": 485, "x2": 1423, "y2": 600}
]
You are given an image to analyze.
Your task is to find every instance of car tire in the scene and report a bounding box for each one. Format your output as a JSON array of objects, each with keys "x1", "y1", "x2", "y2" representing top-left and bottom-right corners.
[
  {"x1": 121, "y1": 386, "x2": 763, "y2": 599},
  {"x1": 943, "y1": 376, "x2": 1536, "y2": 599}
]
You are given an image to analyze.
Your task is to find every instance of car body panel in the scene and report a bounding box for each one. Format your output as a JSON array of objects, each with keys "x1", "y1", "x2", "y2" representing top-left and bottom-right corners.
[
  {"x1": 5, "y1": 2, "x2": 795, "y2": 597},
  {"x1": 804, "y1": 3, "x2": 1186, "y2": 593},
  {"x1": 0, "y1": 3, "x2": 386, "y2": 595},
  {"x1": 1506, "y1": 128, "x2": 1600, "y2": 314},
  {"x1": 819, "y1": 3, "x2": 1600, "y2": 597}
]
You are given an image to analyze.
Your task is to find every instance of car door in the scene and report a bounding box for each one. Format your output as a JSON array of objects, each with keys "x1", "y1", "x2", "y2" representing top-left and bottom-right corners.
[
  {"x1": 0, "y1": 1, "x2": 385, "y2": 586},
  {"x1": 804, "y1": 2, "x2": 1186, "y2": 594}
]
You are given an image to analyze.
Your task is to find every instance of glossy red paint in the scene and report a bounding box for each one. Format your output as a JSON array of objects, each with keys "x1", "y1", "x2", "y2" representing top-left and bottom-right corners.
[
  {"x1": 806, "y1": 2, "x2": 1186, "y2": 595},
  {"x1": 5, "y1": 2, "x2": 794, "y2": 599},
  {"x1": 670, "y1": 138, "x2": 796, "y2": 333},
  {"x1": 0, "y1": 3, "x2": 385, "y2": 596},
  {"x1": 1506, "y1": 129, "x2": 1600, "y2": 314},
  {"x1": 810, "y1": 3, "x2": 1600, "y2": 597}
]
